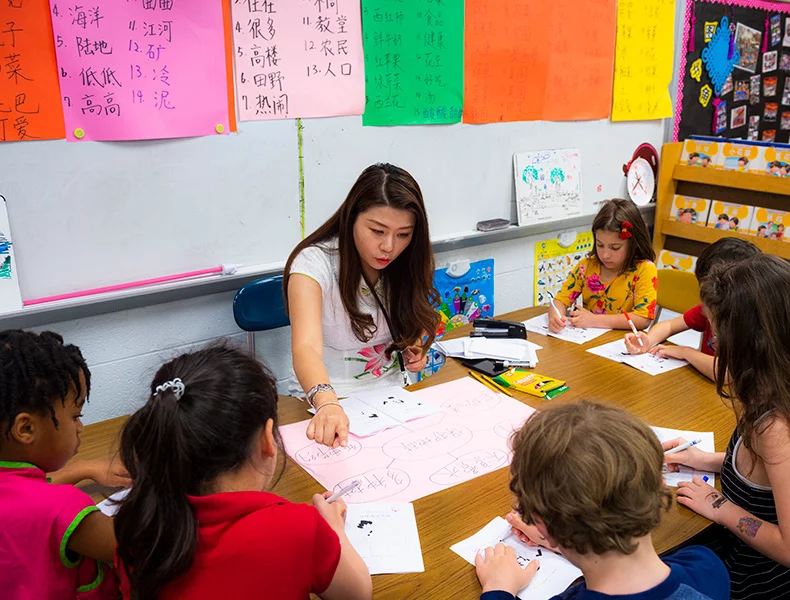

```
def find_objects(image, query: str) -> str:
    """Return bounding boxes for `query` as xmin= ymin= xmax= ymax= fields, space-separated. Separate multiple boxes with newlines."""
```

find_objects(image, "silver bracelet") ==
xmin=306 ymin=383 xmax=335 ymax=409
xmin=315 ymin=401 xmax=343 ymax=413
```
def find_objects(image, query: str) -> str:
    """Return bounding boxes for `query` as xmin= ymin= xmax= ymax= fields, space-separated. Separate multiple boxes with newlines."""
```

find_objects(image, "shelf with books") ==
xmin=654 ymin=143 xmax=790 ymax=263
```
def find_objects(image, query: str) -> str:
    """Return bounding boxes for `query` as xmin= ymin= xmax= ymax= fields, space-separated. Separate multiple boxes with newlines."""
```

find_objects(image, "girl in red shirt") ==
xmin=114 ymin=345 xmax=372 ymax=600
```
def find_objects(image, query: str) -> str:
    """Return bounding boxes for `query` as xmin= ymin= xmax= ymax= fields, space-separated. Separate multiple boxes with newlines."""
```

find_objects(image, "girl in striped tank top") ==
xmin=663 ymin=255 xmax=790 ymax=600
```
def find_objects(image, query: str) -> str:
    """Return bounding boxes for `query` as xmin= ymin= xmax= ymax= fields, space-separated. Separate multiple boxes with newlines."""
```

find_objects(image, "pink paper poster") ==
xmin=280 ymin=378 xmax=536 ymax=504
xmin=49 ymin=0 xmax=231 ymax=141
xmin=231 ymin=0 xmax=365 ymax=120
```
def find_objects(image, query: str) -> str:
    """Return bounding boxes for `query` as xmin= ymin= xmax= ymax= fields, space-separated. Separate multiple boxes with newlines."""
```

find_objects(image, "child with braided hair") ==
xmin=0 ymin=329 xmax=121 ymax=599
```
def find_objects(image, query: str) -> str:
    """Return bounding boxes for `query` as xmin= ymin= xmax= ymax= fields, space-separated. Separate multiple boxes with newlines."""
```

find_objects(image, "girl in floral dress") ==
xmin=284 ymin=164 xmax=439 ymax=449
xmin=549 ymin=199 xmax=657 ymax=333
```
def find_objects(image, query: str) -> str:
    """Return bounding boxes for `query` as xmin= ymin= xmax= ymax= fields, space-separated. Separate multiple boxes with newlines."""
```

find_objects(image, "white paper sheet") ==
xmin=522 ymin=314 xmax=610 ymax=345
xmin=345 ymin=503 xmax=425 ymax=574
xmin=652 ymin=426 xmax=716 ymax=487
xmin=316 ymin=386 xmax=441 ymax=437
xmin=451 ymin=517 xmax=582 ymax=600
xmin=586 ymin=340 xmax=688 ymax=376
xmin=655 ymin=309 xmax=703 ymax=350
xmin=97 ymin=488 xmax=130 ymax=517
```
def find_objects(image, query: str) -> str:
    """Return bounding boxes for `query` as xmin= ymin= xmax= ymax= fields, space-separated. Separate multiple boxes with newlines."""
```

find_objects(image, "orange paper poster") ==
xmin=0 ymin=0 xmax=65 ymax=142
xmin=464 ymin=0 xmax=616 ymax=124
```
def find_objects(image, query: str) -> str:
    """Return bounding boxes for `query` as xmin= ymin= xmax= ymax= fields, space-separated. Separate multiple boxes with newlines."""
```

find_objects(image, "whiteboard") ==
xmin=1 ymin=116 xmax=663 ymax=300
xmin=303 ymin=117 xmax=664 ymax=238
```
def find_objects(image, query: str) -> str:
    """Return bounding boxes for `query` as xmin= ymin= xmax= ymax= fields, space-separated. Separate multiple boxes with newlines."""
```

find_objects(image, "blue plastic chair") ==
xmin=232 ymin=275 xmax=290 ymax=355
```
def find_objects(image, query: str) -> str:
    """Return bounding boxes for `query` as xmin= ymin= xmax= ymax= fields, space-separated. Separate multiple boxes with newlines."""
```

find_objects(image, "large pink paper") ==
xmin=49 ymin=0 xmax=230 ymax=141
xmin=281 ymin=379 xmax=536 ymax=504
xmin=231 ymin=0 xmax=364 ymax=120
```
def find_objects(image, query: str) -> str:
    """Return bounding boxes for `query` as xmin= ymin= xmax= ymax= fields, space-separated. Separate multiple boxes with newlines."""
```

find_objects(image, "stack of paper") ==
xmin=435 ymin=337 xmax=541 ymax=365
xmin=586 ymin=340 xmax=688 ymax=376
xmin=522 ymin=314 xmax=610 ymax=345
xmin=346 ymin=503 xmax=425 ymax=574
xmin=451 ymin=517 xmax=582 ymax=600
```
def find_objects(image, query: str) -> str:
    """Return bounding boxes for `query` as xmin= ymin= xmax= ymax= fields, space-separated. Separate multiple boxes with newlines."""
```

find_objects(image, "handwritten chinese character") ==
xmin=4 ymin=53 xmax=31 ymax=84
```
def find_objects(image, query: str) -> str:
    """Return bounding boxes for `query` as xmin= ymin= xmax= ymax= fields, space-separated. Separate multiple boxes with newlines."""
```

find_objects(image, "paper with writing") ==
xmin=656 ymin=309 xmax=703 ymax=350
xmin=451 ymin=516 xmax=582 ymax=600
xmin=232 ymin=0 xmax=364 ymax=120
xmin=611 ymin=0 xmax=675 ymax=121
xmin=49 ymin=0 xmax=230 ymax=141
xmin=522 ymin=314 xmax=610 ymax=345
xmin=282 ymin=378 xmax=535 ymax=504
xmin=586 ymin=339 xmax=688 ymax=376
xmin=0 ymin=0 xmax=65 ymax=142
xmin=361 ymin=0 xmax=463 ymax=125
xmin=346 ymin=502 xmax=424 ymax=574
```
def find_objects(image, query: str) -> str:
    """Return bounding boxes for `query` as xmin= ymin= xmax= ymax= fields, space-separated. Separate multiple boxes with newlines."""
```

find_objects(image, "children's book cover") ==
xmin=657 ymin=250 xmax=697 ymax=273
xmin=679 ymin=139 xmax=720 ymax=168
xmin=669 ymin=195 xmax=711 ymax=226
xmin=720 ymin=142 xmax=766 ymax=173
xmin=765 ymin=147 xmax=790 ymax=177
xmin=750 ymin=207 xmax=789 ymax=241
xmin=706 ymin=200 xmax=755 ymax=233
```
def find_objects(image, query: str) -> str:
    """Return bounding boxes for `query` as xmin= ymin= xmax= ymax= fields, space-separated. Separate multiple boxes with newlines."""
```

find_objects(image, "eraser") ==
xmin=476 ymin=218 xmax=510 ymax=232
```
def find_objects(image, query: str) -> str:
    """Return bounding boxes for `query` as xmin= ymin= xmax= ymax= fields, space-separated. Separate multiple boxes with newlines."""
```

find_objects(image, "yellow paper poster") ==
xmin=611 ymin=0 xmax=675 ymax=121
xmin=534 ymin=232 xmax=594 ymax=306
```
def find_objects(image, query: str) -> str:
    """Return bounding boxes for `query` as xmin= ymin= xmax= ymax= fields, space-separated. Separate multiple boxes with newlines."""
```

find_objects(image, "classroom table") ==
xmin=73 ymin=306 xmax=736 ymax=600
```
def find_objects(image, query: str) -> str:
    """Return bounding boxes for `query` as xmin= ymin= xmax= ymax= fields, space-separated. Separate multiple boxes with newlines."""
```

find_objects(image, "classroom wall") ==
xmin=37 ymin=233 xmax=560 ymax=426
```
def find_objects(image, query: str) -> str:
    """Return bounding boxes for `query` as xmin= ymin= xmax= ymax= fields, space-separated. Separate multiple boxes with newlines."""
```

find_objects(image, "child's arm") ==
xmin=676 ymin=420 xmax=790 ymax=567
xmin=652 ymin=346 xmax=715 ymax=381
xmin=313 ymin=493 xmax=372 ymax=600
xmin=624 ymin=315 xmax=687 ymax=354
xmin=663 ymin=438 xmax=726 ymax=473
xmin=48 ymin=457 xmax=129 ymax=487
xmin=550 ymin=262 xmax=585 ymax=332
xmin=66 ymin=510 xmax=116 ymax=563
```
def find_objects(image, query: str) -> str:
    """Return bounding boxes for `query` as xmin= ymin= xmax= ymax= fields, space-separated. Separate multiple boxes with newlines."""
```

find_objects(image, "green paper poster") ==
xmin=361 ymin=0 xmax=464 ymax=126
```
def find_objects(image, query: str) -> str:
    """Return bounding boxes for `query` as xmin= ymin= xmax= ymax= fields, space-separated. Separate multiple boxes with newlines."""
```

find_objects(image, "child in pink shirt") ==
xmin=0 ymin=330 xmax=120 ymax=599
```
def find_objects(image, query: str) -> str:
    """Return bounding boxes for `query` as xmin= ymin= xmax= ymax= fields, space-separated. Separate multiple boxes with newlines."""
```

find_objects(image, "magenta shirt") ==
xmin=0 ymin=462 xmax=118 ymax=599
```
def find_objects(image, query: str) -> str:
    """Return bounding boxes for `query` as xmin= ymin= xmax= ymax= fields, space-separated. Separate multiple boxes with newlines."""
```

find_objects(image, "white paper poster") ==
xmin=513 ymin=149 xmax=583 ymax=226
xmin=0 ymin=196 xmax=22 ymax=315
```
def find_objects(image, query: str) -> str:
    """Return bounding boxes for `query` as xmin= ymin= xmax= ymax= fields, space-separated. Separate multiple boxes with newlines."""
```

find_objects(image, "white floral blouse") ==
xmin=287 ymin=239 xmax=398 ymax=398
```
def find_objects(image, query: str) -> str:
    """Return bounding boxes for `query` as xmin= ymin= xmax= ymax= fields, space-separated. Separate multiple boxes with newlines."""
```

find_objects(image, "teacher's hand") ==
xmin=307 ymin=401 xmax=350 ymax=449
xmin=402 ymin=345 xmax=428 ymax=373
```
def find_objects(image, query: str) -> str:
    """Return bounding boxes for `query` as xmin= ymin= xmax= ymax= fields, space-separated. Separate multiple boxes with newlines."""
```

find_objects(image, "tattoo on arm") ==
xmin=736 ymin=516 xmax=764 ymax=538
xmin=705 ymin=491 xmax=729 ymax=509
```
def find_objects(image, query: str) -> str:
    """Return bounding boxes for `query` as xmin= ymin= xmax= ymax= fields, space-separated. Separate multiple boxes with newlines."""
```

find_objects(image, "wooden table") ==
xmin=73 ymin=307 xmax=736 ymax=600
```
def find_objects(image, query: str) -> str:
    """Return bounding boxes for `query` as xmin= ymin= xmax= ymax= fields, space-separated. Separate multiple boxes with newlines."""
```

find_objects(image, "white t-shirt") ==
xmin=287 ymin=239 xmax=399 ymax=398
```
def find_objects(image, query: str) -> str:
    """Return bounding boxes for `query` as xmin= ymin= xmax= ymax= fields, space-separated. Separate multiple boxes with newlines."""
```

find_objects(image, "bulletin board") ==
xmin=675 ymin=0 xmax=790 ymax=144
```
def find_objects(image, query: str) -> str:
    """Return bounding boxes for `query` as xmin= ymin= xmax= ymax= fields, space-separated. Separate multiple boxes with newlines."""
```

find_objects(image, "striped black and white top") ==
xmin=715 ymin=426 xmax=790 ymax=600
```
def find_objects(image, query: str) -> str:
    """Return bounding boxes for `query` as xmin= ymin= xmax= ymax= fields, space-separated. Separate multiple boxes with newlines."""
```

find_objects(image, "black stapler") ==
xmin=470 ymin=318 xmax=527 ymax=340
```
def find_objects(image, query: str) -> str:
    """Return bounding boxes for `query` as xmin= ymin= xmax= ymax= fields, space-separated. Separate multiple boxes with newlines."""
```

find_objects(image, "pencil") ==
xmin=468 ymin=370 xmax=505 ymax=395
xmin=468 ymin=370 xmax=515 ymax=398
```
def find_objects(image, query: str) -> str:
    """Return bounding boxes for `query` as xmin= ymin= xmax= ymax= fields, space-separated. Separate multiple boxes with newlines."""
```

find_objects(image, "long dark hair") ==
xmin=284 ymin=163 xmax=440 ymax=351
xmin=591 ymin=199 xmax=655 ymax=272
xmin=115 ymin=344 xmax=281 ymax=600
xmin=700 ymin=255 xmax=790 ymax=455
